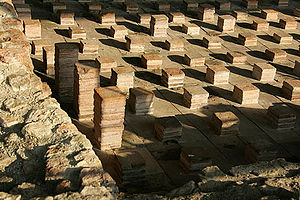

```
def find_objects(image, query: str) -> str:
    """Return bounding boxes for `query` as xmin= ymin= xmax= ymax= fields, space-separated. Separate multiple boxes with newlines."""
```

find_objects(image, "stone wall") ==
xmin=0 ymin=1 xmax=299 ymax=200
xmin=0 ymin=2 xmax=117 ymax=199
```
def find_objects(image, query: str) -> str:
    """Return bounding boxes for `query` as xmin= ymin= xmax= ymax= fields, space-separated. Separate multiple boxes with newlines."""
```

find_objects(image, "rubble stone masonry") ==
xmin=0 ymin=1 xmax=117 ymax=199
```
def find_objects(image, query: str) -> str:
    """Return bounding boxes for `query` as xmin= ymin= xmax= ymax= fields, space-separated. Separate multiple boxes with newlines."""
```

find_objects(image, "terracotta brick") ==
xmin=293 ymin=61 xmax=300 ymax=77
xmin=205 ymin=65 xmax=230 ymax=85
xmin=252 ymin=63 xmax=276 ymax=81
xmin=252 ymin=19 xmax=269 ymax=31
xmin=183 ymin=86 xmax=209 ymax=109
xmin=96 ymin=57 xmax=117 ymax=73
xmin=273 ymin=31 xmax=293 ymax=45
xmin=238 ymin=32 xmax=257 ymax=46
xmin=282 ymin=79 xmax=300 ymax=100
xmin=99 ymin=11 xmax=115 ymax=24
xmin=215 ymin=0 xmax=231 ymax=11
xmin=124 ymin=2 xmax=138 ymax=13
xmin=217 ymin=15 xmax=236 ymax=32
xmin=155 ymin=2 xmax=170 ymax=12
xmin=51 ymin=3 xmax=66 ymax=14
xmin=279 ymin=18 xmax=297 ymax=30
xmin=183 ymin=0 xmax=198 ymax=11
xmin=110 ymin=25 xmax=128 ymax=39
xmin=23 ymin=19 xmax=41 ymax=40
xmin=59 ymin=10 xmax=75 ymax=25
xmin=233 ymin=83 xmax=260 ymax=104
xmin=265 ymin=48 xmax=287 ymax=62
xmin=32 ymin=40 xmax=51 ymax=55
xmin=211 ymin=111 xmax=239 ymax=135
xmin=125 ymin=35 xmax=144 ymax=53
xmin=141 ymin=54 xmax=162 ymax=70
xmin=168 ymin=12 xmax=185 ymax=24
xmin=68 ymin=27 xmax=86 ymax=39
xmin=242 ymin=0 xmax=258 ymax=9
xmin=202 ymin=36 xmax=221 ymax=49
xmin=184 ymin=53 xmax=205 ymax=67
xmin=138 ymin=13 xmax=151 ymax=24
xmin=80 ymin=39 xmax=98 ymax=55
xmin=182 ymin=23 xmax=200 ymax=35
xmin=43 ymin=46 xmax=55 ymax=75
xmin=198 ymin=4 xmax=215 ymax=22
xmin=261 ymin=9 xmax=278 ymax=21
xmin=227 ymin=51 xmax=247 ymax=64
xmin=232 ymin=10 xmax=248 ymax=21
xmin=161 ymin=68 xmax=185 ymax=89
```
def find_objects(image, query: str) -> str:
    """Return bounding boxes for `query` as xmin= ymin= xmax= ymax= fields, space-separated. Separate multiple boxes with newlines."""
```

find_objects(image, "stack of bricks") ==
xmin=252 ymin=63 xmax=276 ymax=81
xmin=184 ymin=53 xmax=205 ymax=67
xmin=293 ymin=61 xmax=300 ymax=76
xmin=265 ymin=48 xmax=287 ymax=62
xmin=242 ymin=0 xmax=258 ymax=9
xmin=80 ymin=39 xmax=99 ymax=54
xmin=273 ymin=31 xmax=293 ymax=45
xmin=161 ymin=68 xmax=185 ymax=89
xmin=59 ymin=10 xmax=75 ymax=25
xmin=294 ymin=8 xmax=300 ymax=17
xmin=252 ymin=19 xmax=269 ymax=31
xmin=279 ymin=18 xmax=297 ymax=30
xmin=267 ymin=104 xmax=296 ymax=131
xmin=155 ymin=2 xmax=170 ymax=12
xmin=110 ymin=25 xmax=128 ymax=39
xmin=125 ymin=35 xmax=144 ymax=52
xmin=73 ymin=61 xmax=100 ymax=121
xmin=51 ymin=3 xmax=66 ymax=14
xmin=215 ymin=0 xmax=231 ymax=11
xmin=128 ymin=87 xmax=154 ymax=115
xmin=205 ymin=63 xmax=230 ymax=85
xmin=245 ymin=140 xmax=281 ymax=163
xmin=211 ymin=111 xmax=240 ymax=135
xmin=281 ymin=79 xmax=300 ymax=100
xmin=180 ymin=147 xmax=212 ymax=172
xmin=276 ymin=0 xmax=289 ymax=6
xmin=168 ymin=12 xmax=185 ymax=24
xmin=233 ymin=83 xmax=260 ymax=104
xmin=43 ymin=46 xmax=55 ymax=75
xmin=138 ymin=13 xmax=151 ymax=24
xmin=238 ymin=32 xmax=257 ymax=46
xmin=182 ymin=23 xmax=200 ymax=35
xmin=198 ymin=4 xmax=215 ymax=22
xmin=94 ymin=86 xmax=126 ymax=150
xmin=183 ymin=0 xmax=198 ymax=11
xmin=68 ymin=27 xmax=86 ymax=39
xmin=165 ymin=39 xmax=184 ymax=51
xmin=232 ymin=10 xmax=248 ymax=21
xmin=141 ymin=54 xmax=162 ymax=70
xmin=227 ymin=51 xmax=247 ymax=64
xmin=150 ymin=14 xmax=168 ymax=37
xmin=154 ymin=116 xmax=182 ymax=142
xmin=261 ymin=9 xmax=278 ymax=21
xmin=217 ymin=15 xmax=236 ymax=32
xmin=15 ymin=4 xmax=31 ymax=19
xmin=183 ymin=86 xmax=209 ymax=109
xmin=96 ymin=57 xmax=117 ymax=73
xmin=55 ymin=43 xmax=79 ymax=104
xmin=99 ymin=11 xmax=115 ymax=24
xmin=86 ymin=2 xmax=101 ymax=15
xmin=202 ymin=36 xmax=222 ymax=49
xmin=32 ymin=40 xmax=51 ymax=55
xmin=23 ymin=19 xmax=41 ymax=40
xmin=113 ymin=149 xmax=146 ymax=188
xmin=124 ymin=2 xmax=138 ymax=13
xmin=111 ymin=66 xmax=134 ymax=93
